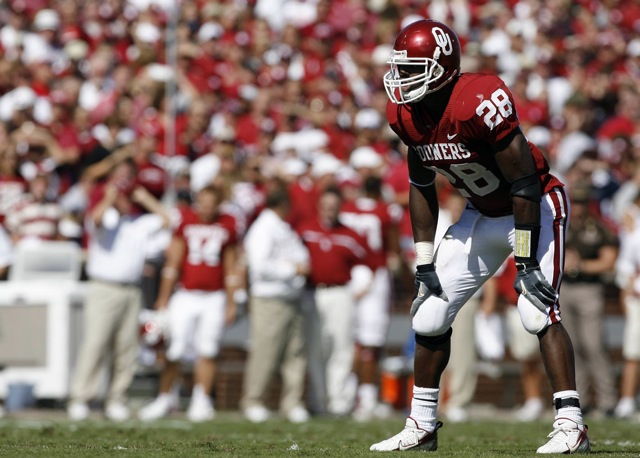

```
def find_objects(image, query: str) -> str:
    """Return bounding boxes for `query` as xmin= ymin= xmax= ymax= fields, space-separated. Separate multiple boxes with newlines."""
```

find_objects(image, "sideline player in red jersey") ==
xmin=339 ymin=175 xmax=402 ymax=420
xmin=369 ymin=20 xmax=589 ymax=454
xmin=138 ymin=185 xmax=240 ymax=422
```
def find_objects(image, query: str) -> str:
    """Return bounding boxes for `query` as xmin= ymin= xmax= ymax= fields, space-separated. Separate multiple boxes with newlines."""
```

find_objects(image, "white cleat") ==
xmin=614 ymin=397 xmax=635 ymax=419
xmin=187 ymin=398 xmax=215 ymax=423
xmin=244 ymin=405 xmax=270 ymax=423
xmin=537 ymin=418 xmax=590 ymax=454
xmin=352 ymin=402 xmax=376 ymax=422
xmin=445 ymin=406 xmax=469 ymax=423
xmin=67 ymin=402 xmax=90 ymax=421
xmin=373 ymin=402 xmax=393 ymax=419
xmin=353 ymin=402 xmax=395 ymax=422
xmin=105 ymin=402 xmax=131 ymax=422
xmin=138 ymin=394 xmax=175 ymax=422
xmin=286 ymin=406 xmax=310 ymax=424
xmin=516 ymin=398 xmax=544 ymax=422
xmin=370 ymin=417 xmax=442 ymax=452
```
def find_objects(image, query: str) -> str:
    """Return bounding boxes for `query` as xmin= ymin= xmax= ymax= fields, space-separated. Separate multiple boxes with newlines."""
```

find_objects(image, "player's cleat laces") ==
xmin=536 ymin=418 xmax=590 ymax=454
xmin=370 ymin=417 xmax=442 ymax=452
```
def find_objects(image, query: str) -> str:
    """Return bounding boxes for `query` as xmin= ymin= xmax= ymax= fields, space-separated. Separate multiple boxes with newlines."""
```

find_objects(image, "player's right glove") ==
xmin=410 ymin=264 xmax=448 ymax=316
xmin=513 ymin=260 xmax=557 ymax=313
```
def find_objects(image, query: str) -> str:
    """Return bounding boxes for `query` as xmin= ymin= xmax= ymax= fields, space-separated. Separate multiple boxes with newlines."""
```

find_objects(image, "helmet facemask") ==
xmin=383 ymin=49 xmax=450 ymax=104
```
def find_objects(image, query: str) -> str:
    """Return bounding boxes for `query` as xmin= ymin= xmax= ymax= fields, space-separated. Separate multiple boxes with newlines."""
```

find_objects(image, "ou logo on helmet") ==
xmin=432 ymin=27 xmax=453 ymax=56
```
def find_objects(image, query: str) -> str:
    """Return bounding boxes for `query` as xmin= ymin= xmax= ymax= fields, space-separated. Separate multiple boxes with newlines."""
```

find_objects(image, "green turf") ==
xmin=0 ymin=413 xmax=637 ymax=457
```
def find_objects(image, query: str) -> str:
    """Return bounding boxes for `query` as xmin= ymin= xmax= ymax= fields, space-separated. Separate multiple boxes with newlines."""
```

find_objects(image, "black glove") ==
xmin=514 ymin=261 xmax=557 ymax=312
xmin=410 ymin=264 xmax=448 ymax=316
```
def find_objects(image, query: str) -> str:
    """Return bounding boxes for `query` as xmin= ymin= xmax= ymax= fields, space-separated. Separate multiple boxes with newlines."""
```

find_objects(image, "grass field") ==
xmin=0 ymin=411 xmax=638 ymax=457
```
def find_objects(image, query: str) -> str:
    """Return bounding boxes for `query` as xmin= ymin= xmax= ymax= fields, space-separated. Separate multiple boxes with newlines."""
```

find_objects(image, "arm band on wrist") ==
xmin=225 ymin=274 xmax=242 ymax=287
xmin=415 ymin=241 xmax=434 ymax=265
xmin=161 ymin=267 xmax=179 ymax=279
xmin=514 ymin=224 xmax=540 ymax=263
xmin=233 ymin=289 xmax=248 ymax=304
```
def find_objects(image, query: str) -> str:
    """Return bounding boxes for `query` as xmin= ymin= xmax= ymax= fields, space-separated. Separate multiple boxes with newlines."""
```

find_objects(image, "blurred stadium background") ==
xmin=0 ymin=0 xmax=637 ymax=422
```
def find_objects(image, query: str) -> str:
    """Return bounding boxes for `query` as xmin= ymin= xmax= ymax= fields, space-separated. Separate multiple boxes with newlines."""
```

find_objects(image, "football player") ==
xmin=339 ymin=174 xmax=403 ymax=421
xmin=340 ymin=174 xmax=402 ymax=421
xmin=138 ymin=185 xmax=240 ymax=422
xmin=370 ymin=20 xmax=589 ymax=454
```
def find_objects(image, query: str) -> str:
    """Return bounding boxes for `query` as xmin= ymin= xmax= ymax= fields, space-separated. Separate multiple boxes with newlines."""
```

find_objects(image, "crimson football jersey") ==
xmin=387 ymin=73 xmax=563 ymax=217
xmin=340 ymin=197 xmax=402 ymax=270
xmin=175 ymin=208 xmax=237 ymax=291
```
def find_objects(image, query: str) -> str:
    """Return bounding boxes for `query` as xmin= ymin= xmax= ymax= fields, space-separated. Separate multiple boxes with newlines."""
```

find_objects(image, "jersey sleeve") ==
xmin=454 ymin=75 xmax=521 ymax=152
xmin=386 ymin=100 xmax=401 ymax=136
xmin=174 ymin=217 xmax=187 ymax=239
xmin=222 ymin=214 xmax=239 ymax=245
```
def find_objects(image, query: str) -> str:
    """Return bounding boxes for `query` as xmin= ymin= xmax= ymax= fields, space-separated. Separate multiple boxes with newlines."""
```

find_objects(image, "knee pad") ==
xmin=411 ymin=295 xmax=453 ymax=336
xmin=518 ymin=295 xmax=551 ymax=335
xmin=415 ymin=327 xmax=453 ymax=351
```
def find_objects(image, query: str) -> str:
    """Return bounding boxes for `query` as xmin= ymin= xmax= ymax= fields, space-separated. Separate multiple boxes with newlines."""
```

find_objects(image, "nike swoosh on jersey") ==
xmin=447 ymin=133 xmax=457 ymax=140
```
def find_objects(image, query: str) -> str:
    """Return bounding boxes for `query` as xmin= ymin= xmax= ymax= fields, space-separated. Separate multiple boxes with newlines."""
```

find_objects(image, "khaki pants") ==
xmin=70 ymin=281 xmax=142 ymax=404
xmin=241 ymin=296 xmax=306 ymax=415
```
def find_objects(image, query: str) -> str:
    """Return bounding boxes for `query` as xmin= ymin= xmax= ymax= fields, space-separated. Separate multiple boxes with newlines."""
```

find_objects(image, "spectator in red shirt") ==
xmin=81 ymin=133 xmax=167 ymax=202
xmin=288 ymin=153 xmax=340 ymax=229
xmin=0 ymin=222 xmax=12 ymax=280
xmin=5 ymin=171 xmax=62 ymax=243
xmin=0 ymin=132 xmax=26 ymax=224
xmin=131 ymin=133 xmax=167 ymax=200
xmin=382 ymin=145 xmax=413 ymax=267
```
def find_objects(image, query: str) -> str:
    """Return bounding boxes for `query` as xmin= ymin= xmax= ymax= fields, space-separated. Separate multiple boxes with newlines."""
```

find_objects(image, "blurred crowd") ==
xmin=1 ymin=0 xmax=640 ymax=422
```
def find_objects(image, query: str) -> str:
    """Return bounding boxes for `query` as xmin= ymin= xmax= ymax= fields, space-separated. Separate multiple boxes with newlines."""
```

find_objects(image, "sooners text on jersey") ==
xmin=387 ymin=73 xmax=562 ymax=216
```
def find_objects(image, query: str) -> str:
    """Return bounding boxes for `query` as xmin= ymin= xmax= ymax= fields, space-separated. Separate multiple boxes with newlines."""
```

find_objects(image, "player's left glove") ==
xmin=513 ymin=260 xmax=557 ymax=313
xmin=410 ymin=264 xmax=448 ymax=316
